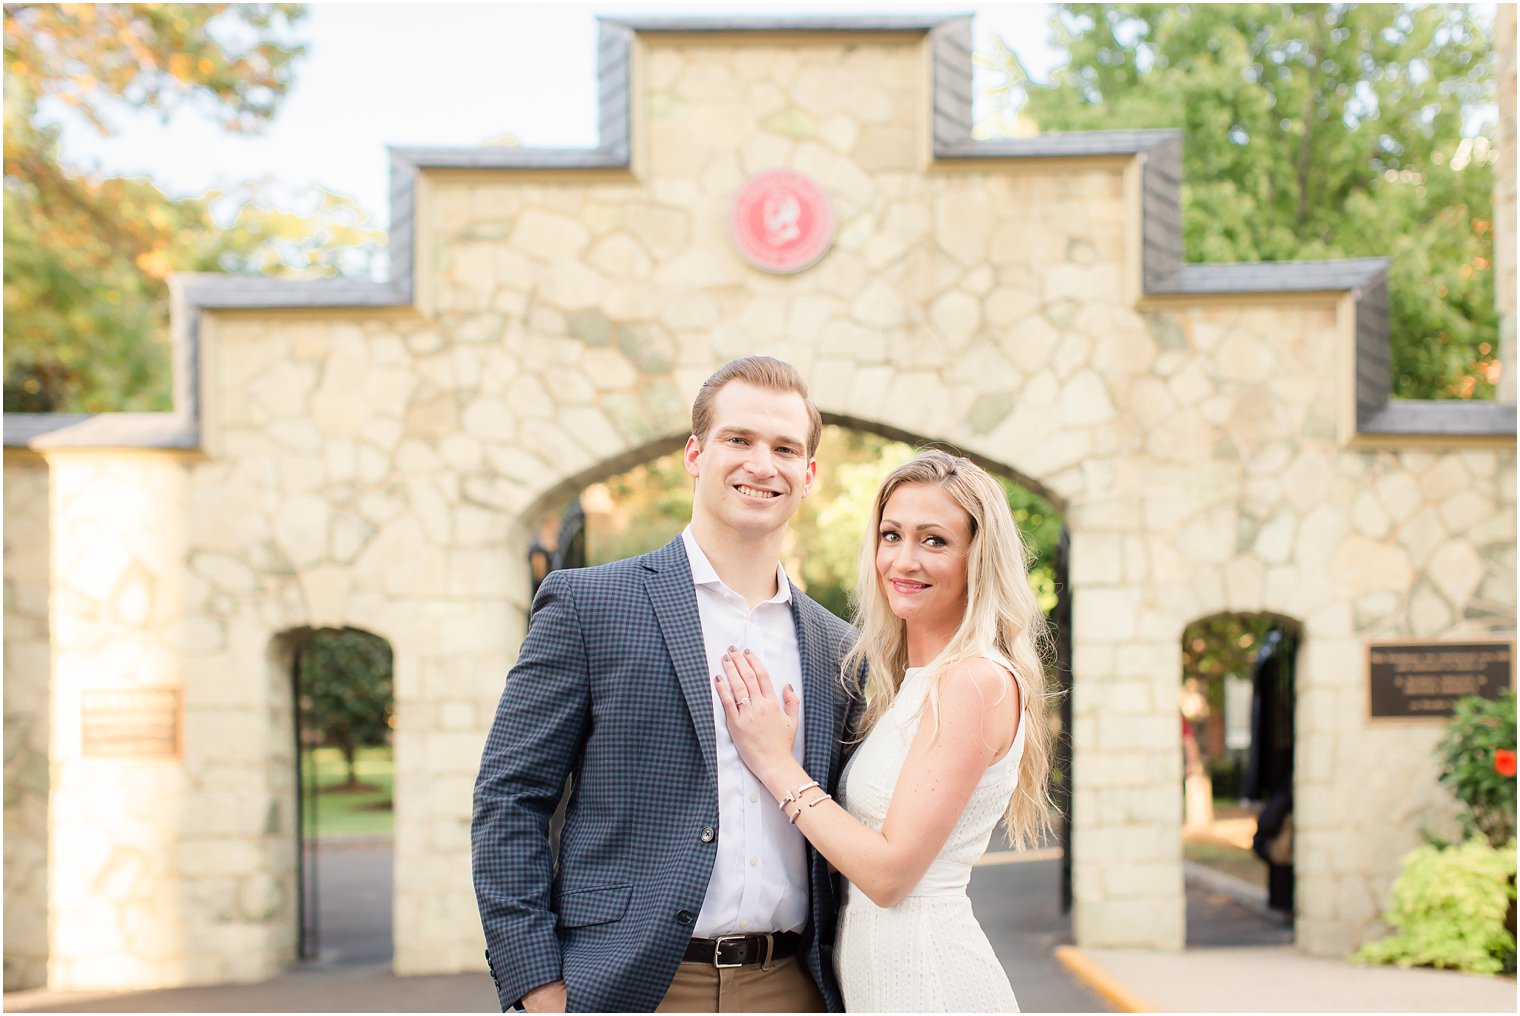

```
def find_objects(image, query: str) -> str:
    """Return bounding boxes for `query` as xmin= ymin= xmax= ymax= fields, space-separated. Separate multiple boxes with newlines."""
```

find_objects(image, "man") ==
xmin=473 ymin=356 xmax=864 ymax=1012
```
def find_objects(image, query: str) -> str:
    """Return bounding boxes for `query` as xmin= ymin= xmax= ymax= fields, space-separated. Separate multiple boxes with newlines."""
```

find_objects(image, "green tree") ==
xmin=996 ymin=475 xmax=1061 ymax=614
xmin=3 ymin=3 xmax=383 ymax=412
xmin=1181 ymin=615 xmax=1278 ymax=718
xmin=582 ymin=446 xmax=694 ymax=566
xmin=297 ymin=629 xmax=393 ymax=790
xmin=985 ymin=3 xmax=1499 ymax=399
xmin=791 ymin=428 xmax=917 ymax=619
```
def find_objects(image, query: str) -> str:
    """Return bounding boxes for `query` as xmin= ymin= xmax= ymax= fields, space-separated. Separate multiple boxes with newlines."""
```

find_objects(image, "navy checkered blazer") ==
xmin=472 ymin=535 xmax=865 ymax=1012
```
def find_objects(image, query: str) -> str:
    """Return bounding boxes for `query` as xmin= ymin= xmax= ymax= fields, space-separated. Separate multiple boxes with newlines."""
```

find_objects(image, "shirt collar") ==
xmin=681 ymin=526 xmax=793 ymax=605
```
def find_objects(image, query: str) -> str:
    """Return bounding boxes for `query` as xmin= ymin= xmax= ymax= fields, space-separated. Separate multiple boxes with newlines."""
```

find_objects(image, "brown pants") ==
xmin=654 ymin=955 xmax=826 ymax=1013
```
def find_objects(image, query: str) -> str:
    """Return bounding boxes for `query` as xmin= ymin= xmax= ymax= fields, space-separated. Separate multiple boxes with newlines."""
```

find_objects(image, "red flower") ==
xmin=1496 ymin=749 xmax=1518 ymax=778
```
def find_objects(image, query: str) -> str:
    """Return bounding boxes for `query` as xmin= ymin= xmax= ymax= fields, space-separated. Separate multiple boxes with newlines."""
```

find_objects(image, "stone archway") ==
xmin=1178 ymin=611 xmax=1304 ymax=946
xmin=277 ymin=625 xmax=397 ymax=964
xmin=514 ymin=416 xmax=1068 ymax=573
xmin=506 ymin=410 xmax=1085 ymax=887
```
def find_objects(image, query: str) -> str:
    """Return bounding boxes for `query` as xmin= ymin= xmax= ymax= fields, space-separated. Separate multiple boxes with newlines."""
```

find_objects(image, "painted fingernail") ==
xmin=727 ymin=644 xmax=737 ymax=653
xmin=743 ymin=647 xmax=753 ymax=655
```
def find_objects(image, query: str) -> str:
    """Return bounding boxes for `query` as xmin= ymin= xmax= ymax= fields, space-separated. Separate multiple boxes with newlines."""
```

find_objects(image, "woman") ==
xmin=714 ymin=449 xmax=1055 ymax=1012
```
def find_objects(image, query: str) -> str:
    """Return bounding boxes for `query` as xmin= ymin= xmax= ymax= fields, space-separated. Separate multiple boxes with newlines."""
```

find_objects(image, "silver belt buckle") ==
xmin=712 ymin=934 xmax=748 ymax=969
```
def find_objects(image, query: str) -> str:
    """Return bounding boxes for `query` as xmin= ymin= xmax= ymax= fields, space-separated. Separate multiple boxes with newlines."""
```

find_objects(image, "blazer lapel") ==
xmin=792 ymin=592 xmax=837 ymax=787
xmin=644 ymin=537 xmax=719 ymax=794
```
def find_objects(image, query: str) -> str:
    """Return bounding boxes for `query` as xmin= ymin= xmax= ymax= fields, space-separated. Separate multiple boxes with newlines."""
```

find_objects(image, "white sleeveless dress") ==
xmin=834 ymin=658 xmax=1026 ymax=1013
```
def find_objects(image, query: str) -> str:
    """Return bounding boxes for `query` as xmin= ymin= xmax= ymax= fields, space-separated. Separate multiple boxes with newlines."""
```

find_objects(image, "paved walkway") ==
xmin=1052 ymin=861 xmax=1516 ymax=1013
xmin=8 ymin=843 xmax=1513 ymax=1013
xmin=5 ymin=848 xmax=1106 ymax=1013
xmin=1058 ymin=944 xmax=1518 ymax=1013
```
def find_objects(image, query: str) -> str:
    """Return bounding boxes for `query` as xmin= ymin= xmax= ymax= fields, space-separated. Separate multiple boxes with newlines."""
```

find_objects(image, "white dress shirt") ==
xmin=682 ymin=527 xmax=810 ymax=937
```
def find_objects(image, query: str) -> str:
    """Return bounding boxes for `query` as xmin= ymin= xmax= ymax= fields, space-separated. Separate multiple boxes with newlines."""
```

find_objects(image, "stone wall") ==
xmin=4 ymin=24 xmax=1516 ymax=990
xmin=4 ymin=454 xmax=51 ymax=990
xmin=203 ymin=308 xmax=536 ymax=976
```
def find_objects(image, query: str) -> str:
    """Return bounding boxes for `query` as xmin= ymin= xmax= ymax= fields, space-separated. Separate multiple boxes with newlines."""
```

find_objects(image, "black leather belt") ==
xmin=684 ymin=932 xmax=801 ymax=968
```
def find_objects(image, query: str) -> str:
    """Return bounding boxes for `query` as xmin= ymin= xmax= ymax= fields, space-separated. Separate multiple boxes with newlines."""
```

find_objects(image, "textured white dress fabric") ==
xmin=835 ymin=657 xmax=1026 ymax=1013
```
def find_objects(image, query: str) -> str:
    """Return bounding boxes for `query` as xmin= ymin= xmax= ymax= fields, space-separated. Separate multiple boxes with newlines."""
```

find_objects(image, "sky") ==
xmin=40 ymin=3 xmax=1066 ymax=236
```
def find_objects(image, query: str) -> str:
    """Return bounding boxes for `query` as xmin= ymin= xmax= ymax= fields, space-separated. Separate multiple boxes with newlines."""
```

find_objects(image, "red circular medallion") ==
xmin=729 ymin=169 xmax=834 ymax=274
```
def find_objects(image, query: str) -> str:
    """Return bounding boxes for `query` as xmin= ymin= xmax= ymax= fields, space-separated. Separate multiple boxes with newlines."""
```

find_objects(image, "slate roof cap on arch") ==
xmin=936 ymin=129 xmax=1181 ymax=159
xmin=1151 ymin=257 xmax=1391 ymax=295
xmin=1360 ymin=402 xmax=1520 ymax=435
xmin=4 ymin=10 xmax=1513 ymax=449
xmin=5 ymin=412 xmax=199 ymax=449
xmin=599 ymin=13 xmax=970 ymax=33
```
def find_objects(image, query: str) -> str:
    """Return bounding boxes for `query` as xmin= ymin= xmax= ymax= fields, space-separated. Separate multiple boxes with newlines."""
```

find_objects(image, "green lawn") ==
xmin=300 ymin=745 xmax=393 ymax=839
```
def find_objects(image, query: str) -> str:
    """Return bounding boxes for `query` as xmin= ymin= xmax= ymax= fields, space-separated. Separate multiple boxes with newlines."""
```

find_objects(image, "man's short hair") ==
xmin=691 ymin=356 xmax=824 ymax=457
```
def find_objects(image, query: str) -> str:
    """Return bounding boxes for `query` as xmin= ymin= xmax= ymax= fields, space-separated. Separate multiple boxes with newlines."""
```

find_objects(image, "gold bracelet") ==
xmin=789 ymin=791 xmax=831 ymax=824
xmin=779 ymin=780 xmax=820 ymax=809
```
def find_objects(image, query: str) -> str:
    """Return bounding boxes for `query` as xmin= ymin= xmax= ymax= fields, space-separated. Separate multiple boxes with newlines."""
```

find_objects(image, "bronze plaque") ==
xmin=81 ymin=687 xmax=182 ymax=758
xmin=1367 ymin=640 xmax=1514 ymax=720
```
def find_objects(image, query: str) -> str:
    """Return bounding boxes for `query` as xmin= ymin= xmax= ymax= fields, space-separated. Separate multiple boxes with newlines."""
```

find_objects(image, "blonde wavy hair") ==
xmin=841 ymin=449 xmax=1057 ymax=849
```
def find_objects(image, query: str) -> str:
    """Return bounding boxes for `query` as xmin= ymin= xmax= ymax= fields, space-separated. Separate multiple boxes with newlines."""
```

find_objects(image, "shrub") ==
xmin=1436 ymin=690 xmax=1518 ymax=847
xmin=1356 ymin=838 xmax=1517 ymax=975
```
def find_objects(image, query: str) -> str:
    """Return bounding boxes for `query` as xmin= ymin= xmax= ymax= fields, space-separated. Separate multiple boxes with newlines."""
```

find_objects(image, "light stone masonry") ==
xmin=1497 ymin=4 xmax=1516 ymax=403
xmin=4 ymin=456 xmax=52 ymax=991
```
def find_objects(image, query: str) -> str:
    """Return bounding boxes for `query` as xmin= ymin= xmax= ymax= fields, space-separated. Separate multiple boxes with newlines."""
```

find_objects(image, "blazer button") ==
xmin=700 ymin=826 xmax=715 ymax=843
xmin=676 ymin=909 xmax=694 ymax=925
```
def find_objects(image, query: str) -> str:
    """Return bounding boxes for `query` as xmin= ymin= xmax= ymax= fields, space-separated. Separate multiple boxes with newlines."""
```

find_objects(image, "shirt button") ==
xmin=749 ymin=855 xmax=759 ymax=867
xmin=700 ymin=827 xmax=715 ymax=843
xmin=677 ymin=910 xmax=694 ymax=925
xmin=740 ymin=920 xmax=750 ymax=929
xmin=749 ymin=792 xmax=759 ymax=803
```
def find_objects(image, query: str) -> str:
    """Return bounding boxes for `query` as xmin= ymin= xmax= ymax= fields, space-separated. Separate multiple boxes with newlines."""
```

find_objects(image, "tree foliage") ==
xmin=3 ymin=3 xmax=383 ymax=412
xmin=297 ymin=628 xmax=393 ymax=790
xmin=791 ymin=428 xmax=919 ymax=619
xmin=5 ymin=3 xmax=308 ymax=129
xmin=984 ymin=3 xmax=1499 ymax=399
xmin=1181 ymin=614 xmax=1277 ymax=723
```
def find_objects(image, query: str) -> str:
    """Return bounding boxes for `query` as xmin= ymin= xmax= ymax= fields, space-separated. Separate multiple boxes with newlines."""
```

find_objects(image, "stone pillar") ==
xmin=43 ymin=454 xmax=296 ymax=990
xmin=3 ymin=454 xmax=52 ymax=990
xmin=1497 ymin=3 xmax=1515 ymax=403
xmin=1067 ymin=522 xmax=1187 ymax=952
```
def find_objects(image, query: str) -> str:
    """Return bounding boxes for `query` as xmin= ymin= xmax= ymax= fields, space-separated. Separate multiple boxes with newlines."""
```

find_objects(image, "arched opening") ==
xmin=286 ymin=626 xmax=395 ymax=965
xmin=521 ymin=422 xmax=1075 ymax=936
xmin=1179 ymin=612 xmax=1301 ymax=947
xmin=530 ymin=425 xmax=1064 ymax=618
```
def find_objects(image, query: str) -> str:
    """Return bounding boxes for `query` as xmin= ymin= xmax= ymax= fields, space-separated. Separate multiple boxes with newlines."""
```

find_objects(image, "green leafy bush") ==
xmin=1437 ymin=690 xmax=1518 ymax=847
xmin=1356 ymin=839 xmax=1517 ymax=975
